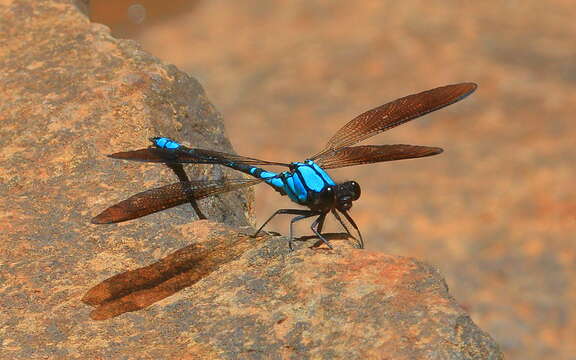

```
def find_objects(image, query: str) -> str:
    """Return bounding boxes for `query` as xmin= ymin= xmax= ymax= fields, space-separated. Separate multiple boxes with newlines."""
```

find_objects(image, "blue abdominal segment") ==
xmin=153 ymin=137 xmax=181 ymax=150
xmin=245 ymin=166 xmax=284 ymax=189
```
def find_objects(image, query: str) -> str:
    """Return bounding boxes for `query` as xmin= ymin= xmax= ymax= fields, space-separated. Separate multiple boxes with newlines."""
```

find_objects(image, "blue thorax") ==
xmin=283 ymin=161 xmax=336 ymax=203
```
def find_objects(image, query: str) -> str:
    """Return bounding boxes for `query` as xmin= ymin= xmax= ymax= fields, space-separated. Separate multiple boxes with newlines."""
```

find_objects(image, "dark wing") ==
xmin=109 ymin=147 xmax=290 ymax=167
xmin=310 ymin=83 xmax=477 ymax=160
xmin=91 ymin=178 xmax=263 ymax=224
xmin=314 ymin=144 xmax=443 ymax=169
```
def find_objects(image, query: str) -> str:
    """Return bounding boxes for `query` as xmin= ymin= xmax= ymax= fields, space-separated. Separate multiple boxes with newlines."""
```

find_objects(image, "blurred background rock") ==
xmin=91 ymin=1 xmax=575 ymax=358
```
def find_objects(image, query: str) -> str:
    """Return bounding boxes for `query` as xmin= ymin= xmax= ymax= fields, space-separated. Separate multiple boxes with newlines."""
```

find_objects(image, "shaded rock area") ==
xmin=1 ymin=0 xmax=502 ymax=359
xmin=82 ymin=221 xmax=266 ymax=321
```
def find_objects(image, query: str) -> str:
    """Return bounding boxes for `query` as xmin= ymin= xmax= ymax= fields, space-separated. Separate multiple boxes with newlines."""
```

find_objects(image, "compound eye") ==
xmin=350 ymin=181 xmax=361 ymax=200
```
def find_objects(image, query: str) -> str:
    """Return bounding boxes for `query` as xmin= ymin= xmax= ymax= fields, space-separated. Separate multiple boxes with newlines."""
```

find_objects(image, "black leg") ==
xmin=310 ymin=213 xmax=333 ymax=249
xmin=338 ymin=209 xmax=364 ymax=249
xmin=166 ymin=163 xmax=207 ymax=220
xmin=253 ymin=208 xmax=317 ymax=239
xmin=316 ymin=212 xmax=327 ymax=234
xmin=288 ymin=211 xmax=321 ymax=250
xmin=331 ymin=209 xmax=357 ymax=242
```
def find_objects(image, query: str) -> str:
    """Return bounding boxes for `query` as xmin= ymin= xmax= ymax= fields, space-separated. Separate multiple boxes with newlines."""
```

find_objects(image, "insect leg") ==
xmin=288 ymin=211 xmax=321 ymax=250
xmin=253 ymin=208 xmax=314 ymax=238
xmin=316 ymin=212 xmax=327 ymax=234
xmin=338 ymin=209 xmax=364 ymax=249
xmin=330 ymin=208 xmax=357 ymax=241
xmin=310 ymin=213 xmax=334 ymax=249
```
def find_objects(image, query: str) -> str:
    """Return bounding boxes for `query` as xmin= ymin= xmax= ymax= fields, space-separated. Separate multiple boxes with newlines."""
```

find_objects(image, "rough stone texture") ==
xmin=96 ymin=1 xmax=575 ymax=359
xmin=78 ymin=221 xmax=502 ymax=359
xmin=0 ymin=0 xmax=255 ymax=229
xmin=0 ymin=0 xmax=255 ymax=278
xmin=165 ymin=223 xmax=501 ymax=360
xmin=0 ymin=0 xmax=502 ymax=359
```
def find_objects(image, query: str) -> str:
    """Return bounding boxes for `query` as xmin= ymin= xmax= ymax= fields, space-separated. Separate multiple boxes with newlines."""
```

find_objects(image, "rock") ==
xmin=148 ymin=221 xmax=503 ymax=359
xmin=80 ymin=220 xmax=501 ymax=359
xmin=0 ymin=1 xmax=502 ymax=359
